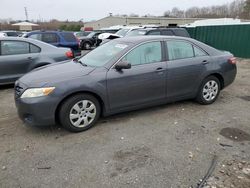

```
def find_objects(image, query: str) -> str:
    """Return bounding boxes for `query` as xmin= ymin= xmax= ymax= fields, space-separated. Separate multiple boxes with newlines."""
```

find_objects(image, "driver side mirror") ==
xmin=115 ymin=61 xmax=131 ymax=71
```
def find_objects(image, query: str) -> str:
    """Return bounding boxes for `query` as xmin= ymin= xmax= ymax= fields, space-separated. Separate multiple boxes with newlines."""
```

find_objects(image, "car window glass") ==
xmin=123 ymin=42 xmax=162 ymax=66
xmin=30 ymin=44 xmax=41 ymax=53
xmin=42 ymin=33 xmax=58 ymax=43
xmin=162 ymin=30 xmax=174 ymax=36
xmin=173 ymin=30 xmax=190 ymax=37
xmin=147 ymin=31 xmax=161 ymax=35
xmin=29 ymin=34 xmax=42 ymax=40
xmin=1 ymin=41 xmax=29 ymax=55
xmin=194 ymin=46 xmax=207 ymax=57
xmin=61 ymin=33 xmax=77 ymax=42
xmin=167 ymin=41 xmax=194 ymax=60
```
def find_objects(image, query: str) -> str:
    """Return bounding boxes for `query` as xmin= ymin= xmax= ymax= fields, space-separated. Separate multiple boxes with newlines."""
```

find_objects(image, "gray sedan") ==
xmin=0 ymin=37 xmax=74 ymax=85
xmin=15 ymin=36 xmax=237 ymax=132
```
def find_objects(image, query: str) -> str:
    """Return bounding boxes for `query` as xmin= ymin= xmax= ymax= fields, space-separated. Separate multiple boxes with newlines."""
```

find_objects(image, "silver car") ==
xmin=0 ymin=37 xmax=74 ymax=85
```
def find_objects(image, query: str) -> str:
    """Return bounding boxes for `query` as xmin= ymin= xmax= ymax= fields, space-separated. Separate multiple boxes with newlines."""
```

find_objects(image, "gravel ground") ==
xmin=0 ymin=59 xmax=249 ymax=188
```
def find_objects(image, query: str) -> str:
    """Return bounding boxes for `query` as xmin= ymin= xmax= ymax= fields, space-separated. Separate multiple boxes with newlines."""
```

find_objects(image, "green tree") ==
xmin=242 ymin=0 xmax=250 ymax=19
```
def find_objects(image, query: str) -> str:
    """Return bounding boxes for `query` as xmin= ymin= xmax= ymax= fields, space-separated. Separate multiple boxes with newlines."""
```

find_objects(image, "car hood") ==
xmin=18 ymin=61 xmax=95 ymax=87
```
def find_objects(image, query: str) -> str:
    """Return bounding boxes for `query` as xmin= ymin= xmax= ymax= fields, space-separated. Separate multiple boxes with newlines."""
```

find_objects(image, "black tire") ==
xmin=196 ymin=76 xmax=221 ymax=105
xmin=82 ymin=42 xmax=91 ymax=50
xmin=59 ymin=94 xmax=101 ymax=132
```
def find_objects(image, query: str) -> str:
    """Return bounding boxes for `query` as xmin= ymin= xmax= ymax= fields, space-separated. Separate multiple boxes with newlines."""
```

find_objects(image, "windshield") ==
xmin=126 ymin=30 xmax=147 ymax=37
xmin=115 ymin=29 xmax=129 ymax=37
xmin=87 ymin=32 xmax=96 ymax=38
xmin=78 ymin=41 xmax=129 ymax=67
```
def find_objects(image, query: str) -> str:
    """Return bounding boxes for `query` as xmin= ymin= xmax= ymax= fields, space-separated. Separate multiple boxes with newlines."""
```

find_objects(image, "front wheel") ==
xmin=196 ymin=76 xmax=221 ymax=105
xmin=59 ymin=94 xmax=101 ymax=132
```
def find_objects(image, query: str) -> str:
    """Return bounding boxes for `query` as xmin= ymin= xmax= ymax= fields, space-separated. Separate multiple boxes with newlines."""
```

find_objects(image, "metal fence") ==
xmin=186 ymin=25 xmax=250 ymax=58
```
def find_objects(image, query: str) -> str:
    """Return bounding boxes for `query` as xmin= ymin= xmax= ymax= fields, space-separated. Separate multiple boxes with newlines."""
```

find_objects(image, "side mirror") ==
xmin=115 ymin=61 xmax=131 ymax=71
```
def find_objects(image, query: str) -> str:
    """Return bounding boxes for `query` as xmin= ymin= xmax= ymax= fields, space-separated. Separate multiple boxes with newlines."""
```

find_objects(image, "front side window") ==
xmin=123 ymin=42 xmax=162 ymax=66
xmin=42 ymin=33 xmax=58 ymax=43
xmin=1 ymin=41 xmax=29 ymax=55
xmin=167 ymin=41 xmax=194 ymax=60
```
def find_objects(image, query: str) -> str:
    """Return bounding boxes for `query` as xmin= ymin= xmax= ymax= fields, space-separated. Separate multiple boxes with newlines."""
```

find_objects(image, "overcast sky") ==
xmin=0 ymin=0 xmax=235 ymax=21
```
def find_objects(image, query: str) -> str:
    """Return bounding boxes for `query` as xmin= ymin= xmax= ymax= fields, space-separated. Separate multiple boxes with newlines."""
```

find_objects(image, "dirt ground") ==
xmin=0 ymin=59 xmax=250 ymax=188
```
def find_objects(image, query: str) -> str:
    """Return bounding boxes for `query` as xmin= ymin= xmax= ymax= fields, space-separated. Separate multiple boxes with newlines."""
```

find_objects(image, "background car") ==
xmin=24 ymin=30 xmax=81 ymax=56
xmin=79 ymin=31 xmax=102 ymax=50
xmin=0 ymin=37 xmax=74 ymax=85
xmin=15 ymin=36 xmax=237 ymax=132
xmin=1 ymin=30 xmax=22 ymax=37
xmin=126 ymin=27 xmax=190 ymax=37
xmin=74 ymin=31 xmax=91 ymax=38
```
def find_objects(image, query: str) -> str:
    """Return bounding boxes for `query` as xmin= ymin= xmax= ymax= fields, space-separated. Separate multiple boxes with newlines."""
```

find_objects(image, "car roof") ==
xmin=115 ymin=35 xmax=191 ymax=43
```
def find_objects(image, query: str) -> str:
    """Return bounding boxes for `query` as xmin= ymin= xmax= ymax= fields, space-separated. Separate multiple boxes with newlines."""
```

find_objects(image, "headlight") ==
xmin=21 ymin=87 xmax=55 ymax=98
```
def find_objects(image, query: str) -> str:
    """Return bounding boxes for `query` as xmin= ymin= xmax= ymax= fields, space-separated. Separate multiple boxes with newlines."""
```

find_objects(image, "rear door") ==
xmin=107 ymin=41 xmax=167 ymax=110
xmin=165 ymin=40 xmax=210 ymax=99
xmin=0 ymin=40 xmax=40 ymax=83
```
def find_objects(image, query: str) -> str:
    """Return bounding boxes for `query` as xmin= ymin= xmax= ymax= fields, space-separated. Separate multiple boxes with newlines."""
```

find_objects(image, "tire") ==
xmin=82 ymin=42 xmax=91 ymax=50
xmin=196 ymin=76 xmax=221 ymax=105
xmin=59 ymin=94 xmax=101 ymax=132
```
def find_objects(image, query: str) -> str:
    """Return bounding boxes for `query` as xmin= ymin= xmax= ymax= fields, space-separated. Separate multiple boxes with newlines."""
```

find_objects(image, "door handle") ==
xmin=156 ymin=67 xmax=164 ymax=72
xmin=202 ymin=60 xmax=209 ymax=65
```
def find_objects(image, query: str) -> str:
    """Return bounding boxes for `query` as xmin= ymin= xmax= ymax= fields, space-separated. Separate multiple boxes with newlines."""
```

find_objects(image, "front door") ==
xmin=107 ymin=41 xmax=167 ymax=110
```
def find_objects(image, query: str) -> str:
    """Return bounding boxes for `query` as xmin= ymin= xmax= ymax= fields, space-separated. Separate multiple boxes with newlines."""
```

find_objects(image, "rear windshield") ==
xmin=61 ymin=33 xmax=77 ymax=42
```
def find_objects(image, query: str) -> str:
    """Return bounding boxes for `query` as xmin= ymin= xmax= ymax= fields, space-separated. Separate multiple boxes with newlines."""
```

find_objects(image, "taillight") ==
xmin=228 ymin=57 xmax=237 ymax=64
xmin=65 ymin=51 xmax=74 ymax=58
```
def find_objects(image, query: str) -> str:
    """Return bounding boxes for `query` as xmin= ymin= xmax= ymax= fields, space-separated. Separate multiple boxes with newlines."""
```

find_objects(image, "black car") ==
xmin=79 ymin=32 xmax=102 ymax=50
xmin=15 ymin=36 xmax=237 ymax=132
xmin=126 ymin=27 xmax=190 ymax=37
xmin=0 ymin=37 xmax=73 ymax=85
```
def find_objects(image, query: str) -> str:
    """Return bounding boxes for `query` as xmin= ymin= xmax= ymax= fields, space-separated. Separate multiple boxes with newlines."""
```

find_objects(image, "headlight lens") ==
xmin=21 ymin=87 xmax=55 ymax=98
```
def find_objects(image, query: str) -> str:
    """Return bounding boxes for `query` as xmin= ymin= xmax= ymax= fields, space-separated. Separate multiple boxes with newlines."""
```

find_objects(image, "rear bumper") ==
xmin=223 ymin=65 xmax=237 ymax=88
xmin=15 ymin=96 xmax=58 ymax=127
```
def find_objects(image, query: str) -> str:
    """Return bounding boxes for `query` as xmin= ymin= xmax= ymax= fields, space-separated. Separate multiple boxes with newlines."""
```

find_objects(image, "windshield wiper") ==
xmin=73 ymin=58 xmax=87 ymax=67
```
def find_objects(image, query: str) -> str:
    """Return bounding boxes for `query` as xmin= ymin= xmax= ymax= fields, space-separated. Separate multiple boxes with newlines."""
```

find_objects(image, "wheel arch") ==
xmin=54 ymin=91 xmax=105 ymax=125
xmin=207 ymin=73 xmax=225 ymax=89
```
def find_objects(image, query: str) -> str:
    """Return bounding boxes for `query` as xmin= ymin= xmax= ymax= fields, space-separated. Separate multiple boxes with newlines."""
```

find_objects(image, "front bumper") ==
xmin=14 ymin=83 xmax=59 ymax=127
xmin=15 ymin=96 xmax=58 ymax=127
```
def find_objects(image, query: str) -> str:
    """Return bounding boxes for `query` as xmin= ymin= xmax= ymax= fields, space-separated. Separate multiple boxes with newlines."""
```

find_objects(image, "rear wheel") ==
xmin=196 ymin=76 xmax=221 ymax=105
xmin=59 ymin=94 xmax=100 ymax=132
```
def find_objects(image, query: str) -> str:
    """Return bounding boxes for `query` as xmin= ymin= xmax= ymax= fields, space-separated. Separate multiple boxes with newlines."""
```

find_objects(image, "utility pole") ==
xmin=24 ymin=7 xmax=28 ymax=21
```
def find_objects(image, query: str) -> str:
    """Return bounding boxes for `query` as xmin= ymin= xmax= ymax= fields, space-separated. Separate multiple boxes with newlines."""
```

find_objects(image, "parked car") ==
xmin=126 ymin=27 xmax=190 ymax=37
xmin=74 ymin=31 xmax=91 ymax=38
xmin=1 ymin=30 xmax=23 ymax=37
xmin=15 ymin=36 xmax=237 ymax=132
xmin=79 ymin=31 xmax=102 ymax=50
xmin=100 ymin=27 xmax=190 ymax=45
xmin=24 ymin=31 xmax=81 ymax=56
xmin=0 ymin=37 xmax=74 ymax=85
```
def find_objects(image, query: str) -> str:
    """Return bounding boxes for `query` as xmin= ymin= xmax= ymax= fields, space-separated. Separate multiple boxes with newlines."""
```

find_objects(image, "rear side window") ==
xmin=194 ymin=46 xmax=207 ymax=57
xmin=1 ymin=41 xmax=41 ymax=55
xmin=42 ymin=33 xmax=58 ymax=43
xmin=61 ymin=33 xmax=77 ymax=42
xmin=123 ymin=42 xmax=162 ymax=66
xmin=30 ymin=44 xmax=41 ymax=53
xmin=1 ymin=41 xmax=29 ymax=55
xmin=167 ymin=41 xmax=194 ymax=60
xmin=161 ymin=30 xmax=174 ymax=36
